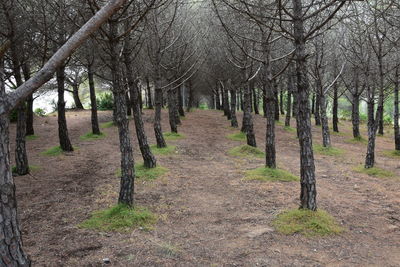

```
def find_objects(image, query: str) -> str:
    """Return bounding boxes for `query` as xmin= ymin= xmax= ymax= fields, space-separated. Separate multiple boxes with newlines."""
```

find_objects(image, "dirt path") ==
xmin=10 ymin=109 xmax=400 ymax=266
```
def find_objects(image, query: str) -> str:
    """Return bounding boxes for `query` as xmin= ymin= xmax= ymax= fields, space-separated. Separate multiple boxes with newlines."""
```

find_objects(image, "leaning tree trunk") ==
xmin=0 ymin=59 xmax=31 ymax=266
xmin=56 ymin=65 xmax=74 ymax=152
xmin=242 ymin=79 xmax=257 ymax=147
xmin=394 ymin=70 xmax=400 ymax=151
xmin=22 ymin=64 xmax=34 ymax=136
xmin=72 ymin=84 xmax=84 ymax=109
xmin=153 ymin=68 xmax=167 ymax=148
xmin=88 ymin=66 xmax=100 ymax=135
xmin=167 ymin=89 xmax=178 ymax=133
xmin=351 ymin=94 xmax=361 ymax=139
xmin=293 ymin=0 xmax=317 ymax=211
xmin=146 ymin=77 xmax=153 ymax=109
xmin=332 ymin=83 xmax=339 ymax=132
xmin=230 ymin=89 xmax=238 ymax=128
xmin=319 ymin=93 xmax=331 ymax=147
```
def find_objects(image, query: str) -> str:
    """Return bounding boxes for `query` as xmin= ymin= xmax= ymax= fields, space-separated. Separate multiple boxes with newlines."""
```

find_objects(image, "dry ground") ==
xmin=9 ymin=109 xmax=400 ymax=266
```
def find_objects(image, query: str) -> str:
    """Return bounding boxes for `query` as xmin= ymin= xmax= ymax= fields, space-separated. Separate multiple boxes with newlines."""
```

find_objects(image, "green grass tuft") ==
xmin=41 ymin=146 xmax=64 ymax=156
xmin=116 ymin=164 xmax=169 ymax=181
xmin=150 ymin=145 xmax=177 ymax=155
xmin=314 ymin=144 xmax=344 ymax=156
xmin=283 ymin=126 xmax=296 ymax=132
xmin=226 ymin=132 xmax=246 ymax=141
xmin=79 ymin=204 xmax=157 ymax=232
xmin=245 ymin=167 xmax=298 ymax=182
xmin=26 ymin=135 xmax=39 ymax=141
xmin=382 ymin=150 xmax=400 ymax=158
xmin=80 ymin=132 xmax=106 ymax=141
xmin=273 ymin=209 xmax=343 ymax=237
xmin=12 ymin=165 xmax=40 ymax=174
xmin=163 ymin=132 xmax=185 ymax=140
xmin=345 ymin=136 xmax=367 ymax=144
xmin=228 ymin=145 xmax=265 ymax=158
xmin=100 ymin=121 xmax=115 ymax=128
xmin=354 ymin=165 xmax=395 ymax=178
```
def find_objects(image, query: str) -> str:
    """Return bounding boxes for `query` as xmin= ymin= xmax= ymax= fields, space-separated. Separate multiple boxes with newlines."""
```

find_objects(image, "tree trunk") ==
xmin=314 ymin=92 xmax=321 ymax=126
xmin=394 ymin=70 xmax=400 ymax=151
xmin=262 ymin=85 xmax=267 ymax=118
xmin=222 ymin=83 xmax=231 ymax=119
xmin=280 ymin=88 xmax=284 ymax=115
xmin=230 ymin=88 xmax=238 ymax=128
xmin=173 ymin=87 xmax=181 ymax=125
xmin=265 ymin=79 xmax=276 ymax=168
xmin=88 ymin=66 xmax=100 ymax=135
xmin=187 ymin=81 xmax=193 ymax=112
xmin=56 ymin=66 xmax=74 ymax=152
xmin=252 ymin=82 xmax=259 ymax=115
xmin=351 ymin=94 xmax=361 ymax=139
xmin=240 ymin=89 xmax=244 ymax=111
xmin=168 ymin=89 xmax=178 ymax=133
xmin=72 ymin=84 xmax=84 ymax=109
xmin=153 ymin=67 xmax=167 ymax=148
xmin=332 ymin=83 xmax=339 ymax=132
xmin=311 ymin=93 xmax=315 ymax=115
xmin=365 ymin=89 xmax=376 ymax=168
xmin=285 ymin=69 xmax=294 ymax=127
xmin=274 ymin=83 xmax=279 ymax=121
xmin=177 ymin=85 xmax=185 ymax=117
xmin=293 ymin=0 xmax=317 ymax=211
xmin=0 ymin=58 xmax=31 ymax=267
xmin=215 ymin=84 xmax=221 ymax=110
xmin=242 ymin=79 xmax=257 ymax=147
xmin=146 ymin=77 xmax=153 ymax=109
xmin=22 ymin=64 xmax=34 ymax=136
xmin=319 ymin=93 xmax=331 ymax=147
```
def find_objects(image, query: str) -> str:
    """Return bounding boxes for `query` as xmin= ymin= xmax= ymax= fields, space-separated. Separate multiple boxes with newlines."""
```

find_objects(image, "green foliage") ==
xmin=41 ymin=146 xmax=63 ymax=156
xmin=345 ymin=136 xmax=367 ymax=144
xmin=245 ymin=167 xmax=298 ymax=182
xmin=359 ymin=114 xmax=368 ymax=123
xmin=383 ymin=150 xmax=400 ymax=158
xmin=26 ymin=135 xmax=38 ymax=141
xmin=338 ymin=109 xmax=351 ymax=120
xmin=198 ymin=103 xmax=209 ymax=110
xmin=226 ymin=132 xmax=246 ymax=141
xmin=34 ymin=108 xmax=46 ymax=117
xmin=150 ymin=145 xmax=177 ymax=155
xmin=12 ymin=165 xmax=40 ymax=174
xmin=79 ymin=204 xmax=157 ymax=232
xmin=354 ymin=165 xmax=395 ymax=178
xmin=383 ymin=114 xmax=393 ymax=125
xmin=116 ymin=164 xmax=169 ymax=181
xmin=228 ymin=145 xmax=265 ymax=158
xmin=97 ymin=92 xmax=114 ymax=110
xmin=163 ymin=132 xmax=185 ymax=140
xmin=9 ymin=109 xmax=18 ymax=122
xmin=313 ymin=144 xmax=344 ymax=156
xmin=100 ymin=121 xmax=115 ymax=128
xmin=80 ymin=132 xmax=106 ymax=141
xmin=273 ymin=209 xmax=343 ymax=237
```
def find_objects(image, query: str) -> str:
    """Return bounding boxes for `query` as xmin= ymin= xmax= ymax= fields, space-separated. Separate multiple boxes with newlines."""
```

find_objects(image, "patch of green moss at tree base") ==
xmin=273 ymin=209 xmax=343 ymax=237
xmin=226 ymin=132 xmax=246 ymax=141
xmin=79 ymin=132 xmax=106 ymax=141
xmin=245 ymin=167 xmax=298 ymax=182
xmin=163 ymin=132 xmax=185 ymax=140
xmin=79 ymin=204 xmax=157 ymax=232
xmin=150 ymin=145 xmax=177 ymax=155
xmin=116 ymin=164 xmax=169 ymax=181
xmin=228 ymin=145 xmax=264 ymax=158
xmin=313 ymin=144 xmax=344 ymax=156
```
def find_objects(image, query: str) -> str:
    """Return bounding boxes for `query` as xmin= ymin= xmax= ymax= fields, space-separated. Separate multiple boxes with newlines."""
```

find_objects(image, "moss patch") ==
xmin=150 ymin=145 xmax=177 ymax=155
xmin=116 ymin=164 xmax=169 ymax=181
xmin=382 ymin=150 xmax=400 ymax=158
xmin=283 ymin=126 xmax=296 ymax=132
xmin=314 ymin=144 xmax=344 ymax=156
xmin=26 ymin=135 xmax=39 ymax=141
xmin=273 ymin=209 xmax=343 ymax=237
xmin=345 ymin=136 xmax=367 ymax=144
xmin=354 ymin=165 xmax=395 ymax=178
xmin=12 ymin=165 xmax=40 ymax=174
xmin=80 ymin=132 xmax=106 ymax=141
xmin=41 ymin=146 xmax=63 ymax=156
xmin=226 ymin=132 xmax=246 ymax=141
xmin=79 ymin=204 xmax=157 ymax=232
xmin=100 ymin=121 xmax=115 ymax=128
xmin=163 ymin=132 xmax=185 ymax=140
xmin=228 ymin=145 xmax=264 ymax=158
xmin=245 ymin=167 xmax=298 ymax=182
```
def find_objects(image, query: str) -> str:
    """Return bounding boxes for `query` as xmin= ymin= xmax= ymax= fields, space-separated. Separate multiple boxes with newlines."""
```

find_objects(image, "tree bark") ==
xmin=394 ymin=69 xmax=400 ymax=151
xmin=146 ymin=77 xmax=153 ymax=109
xmin=230 ymin=89 xmax=238 ymax=128
xmin=365 ymin=87 xmax=376 ymax=168
xmin=274 ymin=83 xmax=280 ymax=121
xmin=153 ymin=66 xmax=167 ymax=148
xmin=222 ymin=82 xmax=231 ymax=119
xmin=319 ymin=93 xmax=331 ymax=147
xmin=56 ymin=66 xmax=74 ymax=152
xmin=252 ymin=82 xmax=259 ymax=115
xmin=177 ymin=85 xmax=185 ymax=117
xmin=168 ymin=89 xmax=178 ymax=133
xmin=265 ymin=80 xmax=276 ymax=168
xmin=332 ymin=83 xmax=339 ymax=133
xmin=187 ymin=81 xmax=193 ymax=112
xmin=285 ymin=69 xmax=294 ymax=127
xmin=72 ymin=84 xmax=84 ymax=109
xmin=293 ymin=0 xmax=317 ymax=211
xmin=311 ymin=93 xmax=315 ymax=115
xmin=22 ymin=64 xmax=34 ymax=136
xmin=215 ymin=84 xmax=221 ymax=110
xmin=242 ymin=77 xmax=256 ymax=147
xmin=280 ymin=88 xmax=284 ymax=115
xmin=314 ymin=91 xmax=321 ymax=126
xmin=88 ymin=66 xmax=100 ymax=135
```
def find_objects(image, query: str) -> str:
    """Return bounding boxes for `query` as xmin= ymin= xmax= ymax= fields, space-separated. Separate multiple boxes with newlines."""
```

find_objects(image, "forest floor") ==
xmin=10 ymin=109 xmax=400 ymax=266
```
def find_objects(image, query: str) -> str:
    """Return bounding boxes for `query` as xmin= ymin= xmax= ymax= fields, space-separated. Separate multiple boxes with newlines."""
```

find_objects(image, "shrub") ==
xmin=97 ymin=92 xmax=114 ymax=110
xmin=34 ymin=108 xmax=46 ymax=117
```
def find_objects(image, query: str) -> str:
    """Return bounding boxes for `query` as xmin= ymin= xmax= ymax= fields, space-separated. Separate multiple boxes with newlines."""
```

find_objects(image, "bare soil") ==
xmin=9 ymin=109 xmax=400 ymax=266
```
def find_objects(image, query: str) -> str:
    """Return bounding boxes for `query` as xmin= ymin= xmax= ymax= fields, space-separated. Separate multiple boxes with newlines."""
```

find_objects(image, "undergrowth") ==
xmin=228 ymin=145 xmax=264 ymax=158
xmin=150 ymin=145 xmax=177 ymax=155
xmin=314 ymin=144 xmax=344 ymax=156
